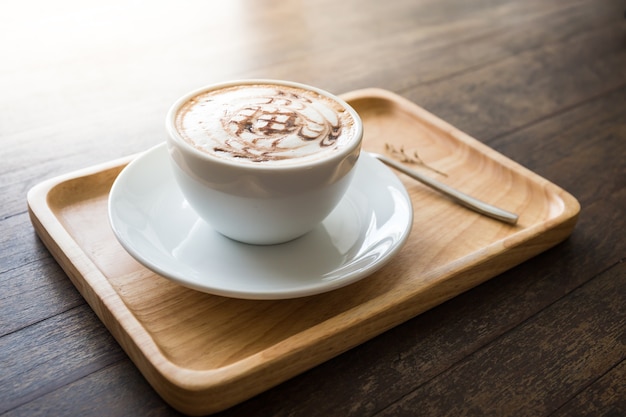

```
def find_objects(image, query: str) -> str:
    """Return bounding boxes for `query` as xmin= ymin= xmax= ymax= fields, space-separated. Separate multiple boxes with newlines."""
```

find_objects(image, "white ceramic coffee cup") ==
xmin=165 ymin=79 xmax=363 ymax=245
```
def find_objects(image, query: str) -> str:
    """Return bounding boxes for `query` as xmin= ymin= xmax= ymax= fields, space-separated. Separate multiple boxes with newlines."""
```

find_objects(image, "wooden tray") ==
xmin=28 ymin=88 xmax=580 ymax=416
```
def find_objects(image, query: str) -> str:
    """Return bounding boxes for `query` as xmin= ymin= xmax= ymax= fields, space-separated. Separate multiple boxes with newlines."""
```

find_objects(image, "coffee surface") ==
xmin=174 ymin=84 xmax=357 ymax=164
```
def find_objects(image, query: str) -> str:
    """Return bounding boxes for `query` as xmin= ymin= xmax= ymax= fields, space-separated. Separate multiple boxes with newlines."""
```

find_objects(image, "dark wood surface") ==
xmin=1 ymin=0 xmax=624 ymax=415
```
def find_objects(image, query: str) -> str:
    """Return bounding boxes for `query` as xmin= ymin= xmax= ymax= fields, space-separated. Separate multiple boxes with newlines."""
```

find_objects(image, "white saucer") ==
xmin=108 ymin=143 xmax=413 ymax=299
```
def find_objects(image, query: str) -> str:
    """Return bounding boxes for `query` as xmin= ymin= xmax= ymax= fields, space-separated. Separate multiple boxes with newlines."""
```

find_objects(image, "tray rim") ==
xmin=27 ymin=88 xmax=581 ymax=415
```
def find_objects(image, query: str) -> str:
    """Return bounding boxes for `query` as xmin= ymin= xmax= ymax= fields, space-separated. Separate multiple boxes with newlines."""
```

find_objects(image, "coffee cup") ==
xmin=165 ymin=80 xmax=363 ymax=245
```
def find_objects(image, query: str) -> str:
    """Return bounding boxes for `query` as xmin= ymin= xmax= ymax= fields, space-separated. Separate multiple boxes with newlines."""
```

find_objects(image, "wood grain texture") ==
xmin=374 ymin=262 xmax=626 ymax=417
xmin=1 ymin=0 xmax=625 ymax=415
xmin=0 ymin=305 xmax=125 ymax=414
xmin=551 ymin=359 xmax=626 ymax=417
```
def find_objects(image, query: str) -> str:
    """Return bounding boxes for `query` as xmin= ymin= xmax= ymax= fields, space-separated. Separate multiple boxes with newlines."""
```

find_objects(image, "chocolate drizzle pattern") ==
xmin=176 ymin=85 xmax=354 ymax=163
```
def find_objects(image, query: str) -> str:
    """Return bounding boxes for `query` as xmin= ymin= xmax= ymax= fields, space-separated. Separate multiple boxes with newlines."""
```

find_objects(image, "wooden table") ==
xmin=1 ymin=0 xmax=624 ymax=415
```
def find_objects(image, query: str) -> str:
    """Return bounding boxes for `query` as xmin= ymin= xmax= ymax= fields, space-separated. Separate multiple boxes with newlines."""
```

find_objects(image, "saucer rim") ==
xmin=108 ymin=143 xmax=413 ymax=299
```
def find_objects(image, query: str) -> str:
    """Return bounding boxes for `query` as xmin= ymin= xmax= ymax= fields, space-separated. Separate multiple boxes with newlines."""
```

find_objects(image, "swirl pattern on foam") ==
xmin=175 ymin=84 xmax=356 ymax=164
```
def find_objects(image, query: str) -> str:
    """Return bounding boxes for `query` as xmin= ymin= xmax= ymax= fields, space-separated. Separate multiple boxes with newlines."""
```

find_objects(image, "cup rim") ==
xmin=165 ymin=79 xmax=363 ymax=171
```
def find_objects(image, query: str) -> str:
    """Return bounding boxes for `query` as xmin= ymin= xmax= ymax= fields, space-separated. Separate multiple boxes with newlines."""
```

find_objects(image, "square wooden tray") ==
xmin=28 ymin=88 xmax=580 ymax=416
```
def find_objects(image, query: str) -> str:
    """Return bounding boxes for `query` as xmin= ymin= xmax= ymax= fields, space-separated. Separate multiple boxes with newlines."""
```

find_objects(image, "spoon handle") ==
xmin=369 ymin=153 xmax=519 ymax=225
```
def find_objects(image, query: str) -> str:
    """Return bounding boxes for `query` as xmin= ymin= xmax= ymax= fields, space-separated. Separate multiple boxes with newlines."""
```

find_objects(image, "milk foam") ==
xmin=174 ymin=84 xmax=357 ymax=164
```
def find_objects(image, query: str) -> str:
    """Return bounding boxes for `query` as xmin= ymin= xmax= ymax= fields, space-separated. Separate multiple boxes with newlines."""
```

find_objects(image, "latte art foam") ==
xmin=175 ymin=84 xmax=357 ymax=164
